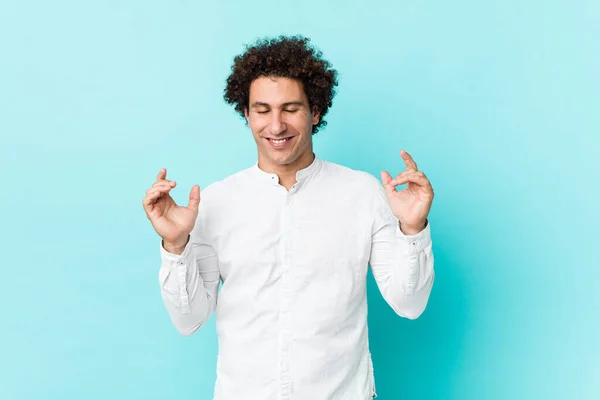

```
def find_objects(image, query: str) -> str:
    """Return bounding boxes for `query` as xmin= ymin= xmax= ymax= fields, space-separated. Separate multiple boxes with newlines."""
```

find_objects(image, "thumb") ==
xmin=380 ymin=170 xmax=393 ymax=184
xmin=380 ymin=170 xmax=395 ymax=194
xmin=187 ymin=185 xmax=201 ymax=212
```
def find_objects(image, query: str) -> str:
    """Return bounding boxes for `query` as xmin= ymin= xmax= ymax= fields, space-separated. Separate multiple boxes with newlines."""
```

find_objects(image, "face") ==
xmin=244 ymin=76 xmax=320 ymax=171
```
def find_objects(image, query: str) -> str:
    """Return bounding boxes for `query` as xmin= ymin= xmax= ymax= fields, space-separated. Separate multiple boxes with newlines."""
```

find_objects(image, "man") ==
xmin=142 ymin=35 xmax=435 ymax=400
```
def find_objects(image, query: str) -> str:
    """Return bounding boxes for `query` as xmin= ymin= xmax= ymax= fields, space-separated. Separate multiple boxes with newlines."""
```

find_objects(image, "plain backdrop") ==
xmin=1 ymin=0 xmax=598 ymax=399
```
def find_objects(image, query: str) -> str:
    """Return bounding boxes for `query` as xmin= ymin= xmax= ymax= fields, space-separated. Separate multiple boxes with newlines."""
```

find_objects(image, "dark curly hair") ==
xmin=223 ymin=34 xmax=339 ymax=134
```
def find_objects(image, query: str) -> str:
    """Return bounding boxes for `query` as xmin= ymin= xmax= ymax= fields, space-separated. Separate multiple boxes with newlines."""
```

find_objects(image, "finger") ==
xmin=147 ymin=184 xmax=172 ymax=194
xmin=400 ymin=149 xmax=418 ymax=171
xmin=145 ymin=188 xmax=172 ymax=202
xmin=380 ymin=170 xmax=393 ymax=185
xmin=392 ymin=170 xmax=424 ymax=184
xmin=393 ymin=173 xmax=431 ymax=188
xmin=153 ymin=179 xmax=176 ymax=188
xmin=142 ymin=190 xmax=162 ymax=209
xmin=380 ymin=170 xmax=396 ymax=194
xmin=187 ymin=185 xmax=201 ymax=212
xmin=156 ymin=168 xmax=167 ymax=181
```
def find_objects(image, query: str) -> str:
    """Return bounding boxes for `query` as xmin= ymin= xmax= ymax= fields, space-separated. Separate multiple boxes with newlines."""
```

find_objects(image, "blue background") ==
xmin=1 ymin=1 xmax=598 ymax=399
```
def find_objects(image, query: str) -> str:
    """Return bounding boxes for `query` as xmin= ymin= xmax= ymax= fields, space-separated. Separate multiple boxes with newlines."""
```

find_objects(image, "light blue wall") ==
xmin=1 ymin=1 xmax=598 ymax=399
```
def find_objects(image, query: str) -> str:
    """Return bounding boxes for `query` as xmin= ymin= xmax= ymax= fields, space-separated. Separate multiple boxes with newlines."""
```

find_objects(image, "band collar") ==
xmin=249 ymin=153 xmax=322 ymax=186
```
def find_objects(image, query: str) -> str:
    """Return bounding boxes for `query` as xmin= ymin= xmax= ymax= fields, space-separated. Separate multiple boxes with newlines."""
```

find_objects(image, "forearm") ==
xmin=159 ymin=242 xmax=219 ymax=335
xmin=159 ymin=274 xmax=217 ymax=336
xmin=381 ymin=243 xmax=434 ymax=319
xmin=370 ymin=221 xmax=435 ymax=319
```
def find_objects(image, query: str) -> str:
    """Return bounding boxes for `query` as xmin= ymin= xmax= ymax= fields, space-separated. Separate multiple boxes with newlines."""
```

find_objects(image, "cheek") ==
xmin=249 ymin=121 xmax=266 ymax=138
xmin=292 ymin=114 xmax=312 ymax=132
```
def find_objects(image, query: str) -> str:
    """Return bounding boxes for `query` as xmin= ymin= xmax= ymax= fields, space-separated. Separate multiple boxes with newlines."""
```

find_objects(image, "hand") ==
xmin=142 ymin=168 xmax=200 ymax=251
xmin=380 ymin=150 xmax=434 ymax=235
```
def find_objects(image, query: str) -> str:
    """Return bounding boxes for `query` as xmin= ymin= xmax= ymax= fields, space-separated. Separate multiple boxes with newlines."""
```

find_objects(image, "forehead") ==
xmin=249 ymin=76 xmax=308 ymax=105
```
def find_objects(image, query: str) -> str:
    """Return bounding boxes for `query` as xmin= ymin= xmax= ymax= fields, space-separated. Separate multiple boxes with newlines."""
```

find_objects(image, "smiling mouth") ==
xmin=265 ymin=136 xmax=296 ymax=147
xmin=268 ymin=137 xmax=292 ymax=144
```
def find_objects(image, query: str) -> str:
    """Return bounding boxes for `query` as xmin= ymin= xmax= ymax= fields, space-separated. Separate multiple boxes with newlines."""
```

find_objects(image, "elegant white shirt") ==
xmin=158 ymin=154 xmax=434 ymax=400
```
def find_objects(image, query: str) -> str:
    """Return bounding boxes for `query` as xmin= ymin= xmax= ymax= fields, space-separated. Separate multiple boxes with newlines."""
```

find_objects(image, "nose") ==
xmin=268 ymin=111 xmax=287 ymax=135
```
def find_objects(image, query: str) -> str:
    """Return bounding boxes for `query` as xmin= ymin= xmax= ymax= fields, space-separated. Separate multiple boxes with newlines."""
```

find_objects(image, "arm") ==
xmin=368 ymin=179 xmax=434 ymax=319
xmin=158 ymin=206 xmax=220 ymax=336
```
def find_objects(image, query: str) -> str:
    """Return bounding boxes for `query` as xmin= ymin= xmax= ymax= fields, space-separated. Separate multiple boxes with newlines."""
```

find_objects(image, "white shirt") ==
xmin=158 ymin=154 xmax=435 ymax=400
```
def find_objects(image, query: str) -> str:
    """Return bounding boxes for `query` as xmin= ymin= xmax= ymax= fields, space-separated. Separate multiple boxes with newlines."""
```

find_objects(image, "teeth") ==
xmin=271 ymin=138 xmax=288 ymax=144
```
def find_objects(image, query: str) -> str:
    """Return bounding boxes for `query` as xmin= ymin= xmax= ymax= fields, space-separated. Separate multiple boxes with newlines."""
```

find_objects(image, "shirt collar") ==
xmin=249 ymin=153 xmax=322 ymax=185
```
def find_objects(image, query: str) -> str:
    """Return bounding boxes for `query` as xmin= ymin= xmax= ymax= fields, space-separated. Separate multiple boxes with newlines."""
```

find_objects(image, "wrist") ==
xmin=399 ymin=219 xmax=427 ymax=235
xmin=163 ymin=235 xmax=189 ymax=255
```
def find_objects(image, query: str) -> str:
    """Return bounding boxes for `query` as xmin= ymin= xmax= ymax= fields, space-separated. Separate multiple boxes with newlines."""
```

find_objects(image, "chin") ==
xmin=271 ymin=155 xmax=295 ymax=165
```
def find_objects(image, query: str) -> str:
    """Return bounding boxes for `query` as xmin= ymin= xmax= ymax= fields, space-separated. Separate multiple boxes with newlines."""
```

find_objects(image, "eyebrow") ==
xmin=250 ymin=101 xmax=304 ymax=108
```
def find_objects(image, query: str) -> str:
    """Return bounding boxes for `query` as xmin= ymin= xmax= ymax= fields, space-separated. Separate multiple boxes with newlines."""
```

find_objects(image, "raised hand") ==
xmin=380 ymin=150 xmax=434 ymax=235
xmin=142 ymin=168 xmax=200 ymax=253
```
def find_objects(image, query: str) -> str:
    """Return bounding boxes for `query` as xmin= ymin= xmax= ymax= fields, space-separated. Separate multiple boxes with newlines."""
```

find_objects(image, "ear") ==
xmin=244 ymin=107 xmax=249 ymax=122
xmin=312 ymin=106 xmax=320 ymax=125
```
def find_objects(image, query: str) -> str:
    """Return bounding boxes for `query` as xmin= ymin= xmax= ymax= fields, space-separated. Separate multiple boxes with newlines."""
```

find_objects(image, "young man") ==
xmin=142 ymin=35 xmax=435 ymax=400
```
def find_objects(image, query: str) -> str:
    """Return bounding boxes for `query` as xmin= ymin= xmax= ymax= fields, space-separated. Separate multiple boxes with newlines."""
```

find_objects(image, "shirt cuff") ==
xmin=159 ymin=238 xmax=193 ymax=314
xmin=159 ymin=237 xmax=193 ymax=270
xmin=396 ymin=220 xmax=432 ymax=255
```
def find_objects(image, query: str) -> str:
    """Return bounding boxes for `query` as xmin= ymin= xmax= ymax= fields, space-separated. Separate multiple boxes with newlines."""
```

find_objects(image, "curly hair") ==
xmin=223 ymin=34 xmax=339 ymax=134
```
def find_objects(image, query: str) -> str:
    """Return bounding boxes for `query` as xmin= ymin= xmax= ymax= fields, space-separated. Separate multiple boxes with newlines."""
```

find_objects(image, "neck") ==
xmin=257 ymin=149 xmax=315 ymax=190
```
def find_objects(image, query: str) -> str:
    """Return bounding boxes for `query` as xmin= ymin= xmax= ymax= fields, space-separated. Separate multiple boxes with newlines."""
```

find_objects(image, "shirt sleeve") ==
xmin=158 ymin=200 xmax=220 ymax=335
xmin=368 ymin=177 xmax=435 ymax=319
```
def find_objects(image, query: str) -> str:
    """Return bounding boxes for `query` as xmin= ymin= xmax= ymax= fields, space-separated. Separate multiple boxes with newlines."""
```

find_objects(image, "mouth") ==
xmin=265 ymin=136 xmax=295 ymax=149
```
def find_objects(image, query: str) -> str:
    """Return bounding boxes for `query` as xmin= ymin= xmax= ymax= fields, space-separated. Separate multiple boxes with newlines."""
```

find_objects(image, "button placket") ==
xmin=279 ymin=191 xmax=294 ymax=399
